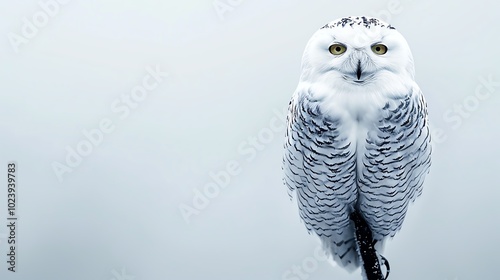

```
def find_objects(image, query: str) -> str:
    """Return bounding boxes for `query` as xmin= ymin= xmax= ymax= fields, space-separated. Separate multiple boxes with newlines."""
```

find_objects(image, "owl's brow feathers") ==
xmin=321 ymin=16 xmax=396 ymax=30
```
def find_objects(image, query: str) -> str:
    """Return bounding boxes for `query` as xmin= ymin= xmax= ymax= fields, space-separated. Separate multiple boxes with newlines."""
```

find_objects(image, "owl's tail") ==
xmin=319 ymin=225 xmax=361 ymax=272
xmin=318 ymin=212 xmax=390 ymax=279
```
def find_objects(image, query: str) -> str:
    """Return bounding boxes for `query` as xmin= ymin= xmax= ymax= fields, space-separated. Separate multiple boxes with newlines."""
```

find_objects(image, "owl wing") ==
xmin=358 ymin=86 xmax=432 ymax=241
xmin=282 ymin=89 xmax=361 ymax=270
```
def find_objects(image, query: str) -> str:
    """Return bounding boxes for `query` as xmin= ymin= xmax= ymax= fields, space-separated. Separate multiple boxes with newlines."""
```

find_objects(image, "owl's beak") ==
xmin=356 ymin=60 xmax=362 ymax=80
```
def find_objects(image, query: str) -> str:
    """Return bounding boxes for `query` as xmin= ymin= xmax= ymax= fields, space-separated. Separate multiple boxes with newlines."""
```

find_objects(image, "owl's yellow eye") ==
xmin=329 ymin=44 xmax=347 ymax=55
xmin=371 ymin=44 xmax=388 ymax=55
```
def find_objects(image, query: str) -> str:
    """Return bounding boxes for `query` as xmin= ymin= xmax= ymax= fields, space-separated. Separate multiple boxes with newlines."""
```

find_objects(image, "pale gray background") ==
xmin=0 ymin=0 xmax=499 ymax=280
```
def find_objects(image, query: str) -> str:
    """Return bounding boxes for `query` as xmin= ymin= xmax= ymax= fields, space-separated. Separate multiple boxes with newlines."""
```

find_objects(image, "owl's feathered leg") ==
xmin=350 ymin=211 xmax=389 ymax=280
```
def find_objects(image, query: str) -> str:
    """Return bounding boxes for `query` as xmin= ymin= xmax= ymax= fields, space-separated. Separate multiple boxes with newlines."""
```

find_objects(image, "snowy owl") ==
xmin=282 ymin=16 xmax=431 ymax=277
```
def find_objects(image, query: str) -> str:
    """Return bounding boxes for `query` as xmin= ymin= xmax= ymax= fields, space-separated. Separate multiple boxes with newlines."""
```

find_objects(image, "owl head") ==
xmin=300 ymin=16 xmax=415 ymax=94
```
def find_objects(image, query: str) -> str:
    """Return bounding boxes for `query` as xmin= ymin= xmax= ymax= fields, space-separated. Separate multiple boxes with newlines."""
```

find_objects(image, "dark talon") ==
xmin=380 ymin=254 xmax=390 ymax=279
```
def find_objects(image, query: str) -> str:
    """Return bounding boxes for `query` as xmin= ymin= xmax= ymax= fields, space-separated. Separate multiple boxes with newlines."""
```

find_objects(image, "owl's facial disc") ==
xmin=300 ymin=17 xmax=415 ymax=88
